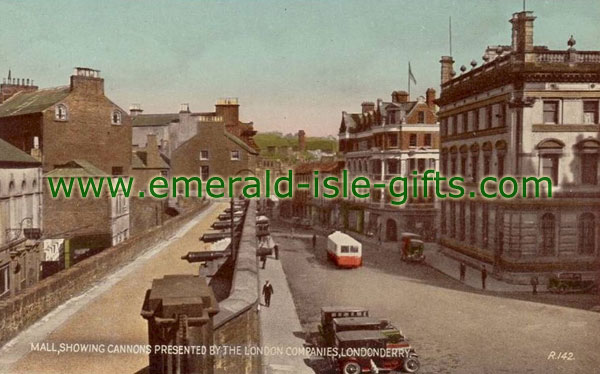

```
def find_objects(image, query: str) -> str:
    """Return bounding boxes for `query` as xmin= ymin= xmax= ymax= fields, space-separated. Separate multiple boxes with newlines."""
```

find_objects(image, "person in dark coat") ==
xmin=274 ymin=244 xmax=279 ymax=260
xmin=459 ymin=262 xmax=466 ymax=282
xmin=481 ymin=265 xmax=487 ymax=290
xmin=312 ymin=234 xmax=317 ymax=250
xmin=260 ymin=254 xmax=267 ymax=269
xmin=262 ymin=280 xmax=274 ymax=307
xmin=530 ymin=275 xmax=539 ymax=295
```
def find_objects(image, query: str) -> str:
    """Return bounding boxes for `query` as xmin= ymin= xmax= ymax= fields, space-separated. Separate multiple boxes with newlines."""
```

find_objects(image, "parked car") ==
xmin=319 ymin=306 xmax=369 ymax=345
xmin=548 ymin=272 xmax=596 ymax=294
xmin=334 ymin=329 xmax=420 ymax=373
xmin=400 ymin=233 xmax=425 ymax=263
xmin=328 ymin=316 xmax=404 ymax=347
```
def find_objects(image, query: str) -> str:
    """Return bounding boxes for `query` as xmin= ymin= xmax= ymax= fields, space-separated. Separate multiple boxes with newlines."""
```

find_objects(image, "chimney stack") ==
xmin=361 ymin=101 xmax=375 ymax=113
xmin=129 ymin=104 xmax=143 ymax=117
xmin=179 ymin=103 xmax=190 ymax=113
xmin=70 ymin=67 xmax=104 ymax=95
xmin=0 ymin=71 xmax=39 ymax=103
xmin=215 ymin=97 xmax=239 ymax=125
xmin=510 ymin=11 xmax=536 ymax=54
xmin=439 ymin=56 xmax=455 ymax=87
xmin=392 ymin=91 xmax=409 ymax=103
xmin=426 ymin=88 xmax=436 ymax=109
xmin=298 ymin=130 xmax=306 ymax=152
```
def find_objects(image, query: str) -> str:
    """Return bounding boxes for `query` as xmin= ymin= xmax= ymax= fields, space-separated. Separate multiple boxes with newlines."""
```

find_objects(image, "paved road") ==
xmin=275 ymin=225 xmax=600 ymax=374
xmin=1 ymin=203 xmax=225 ymax=374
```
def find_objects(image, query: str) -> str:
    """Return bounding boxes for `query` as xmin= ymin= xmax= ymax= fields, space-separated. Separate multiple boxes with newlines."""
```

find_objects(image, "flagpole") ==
xmin=408 ymin=62 xmax=411 ymax=97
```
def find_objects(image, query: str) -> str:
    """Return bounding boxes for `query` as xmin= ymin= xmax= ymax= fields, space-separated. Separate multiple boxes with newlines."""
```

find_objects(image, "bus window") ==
xmin=341 ymin=246 xmax=350 ymax=253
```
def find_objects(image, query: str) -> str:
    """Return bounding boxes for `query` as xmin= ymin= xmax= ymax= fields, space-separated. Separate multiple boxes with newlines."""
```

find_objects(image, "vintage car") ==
xmin=548 ymin=272 xmax=596 ymax=294
xmin=325 ymin=316 xmax=404 ymax=347
xmin=319 ymin=306 xmax=369 ymax=345
xmin=334 ymin=329 xmax=420 ymax=373
xmin=400 ymin=233 xmax=426 ymax=263
xmin=327 ymin=231 xmax=362 ymax=268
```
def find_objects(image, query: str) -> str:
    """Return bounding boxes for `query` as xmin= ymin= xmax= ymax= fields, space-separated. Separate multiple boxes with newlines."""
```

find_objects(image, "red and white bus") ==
xmin=327 ymin=231 xmax=362 ymax=268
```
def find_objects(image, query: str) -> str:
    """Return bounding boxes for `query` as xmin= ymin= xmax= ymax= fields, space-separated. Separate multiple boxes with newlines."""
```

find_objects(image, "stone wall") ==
xmin=0 ymin=202 xmax=208 ymax=347
xmin=213 ymin=200 xmax=261 ymax=374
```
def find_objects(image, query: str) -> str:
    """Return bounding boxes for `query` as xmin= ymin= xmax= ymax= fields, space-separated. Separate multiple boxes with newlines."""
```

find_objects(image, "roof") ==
xmin=333 ymin=317 xmax=385 ymax=327
xmin=321 ymin=306 xmax=368 ymax=314
xmin=225 ymin=131 xmax=259 ymax=155
xmin=335 ymin=330 xmax=388 ymax=342
xmin=0 ymin=86 xmax=70 ymax=118
xmin=328 ymin=231 xmax=361 ymax=247
xmin=45 ymin=160 xmax=109 ymax=177
xmin=0 ymin=138 xmax=40 ymax=165
xmin=132 ymin=151 xmax=170 ymax=169
xmin=131 ymin=113 xmax=179 ymax=127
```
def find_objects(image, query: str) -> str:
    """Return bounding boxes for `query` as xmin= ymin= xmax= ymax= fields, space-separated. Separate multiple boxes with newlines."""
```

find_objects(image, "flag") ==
xmin=408 ymin=62 xmax=417 ymax=85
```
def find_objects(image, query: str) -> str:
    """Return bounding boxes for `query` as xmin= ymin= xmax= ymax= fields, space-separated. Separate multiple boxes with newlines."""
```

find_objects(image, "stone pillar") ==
xmin=141 ymin=274 xmax=220 ymax=374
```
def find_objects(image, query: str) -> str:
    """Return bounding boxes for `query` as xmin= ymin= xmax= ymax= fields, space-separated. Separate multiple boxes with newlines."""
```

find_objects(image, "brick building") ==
xmin=436 ymin=10 xmax=600 ymax=282
xmin=0 ymin=139 xmax=43 ymax=299
xmin=132 ymin=98 xmax=260 ymax=199
xmin=0 ymin=68 xmax=132 ymax=255
xmin=338 ymin=89 xmax=440 ymax=241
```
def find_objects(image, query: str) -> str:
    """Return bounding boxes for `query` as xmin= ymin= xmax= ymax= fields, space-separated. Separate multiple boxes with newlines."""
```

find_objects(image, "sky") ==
xmin=0 ymin=0 xmax=599 ymax=136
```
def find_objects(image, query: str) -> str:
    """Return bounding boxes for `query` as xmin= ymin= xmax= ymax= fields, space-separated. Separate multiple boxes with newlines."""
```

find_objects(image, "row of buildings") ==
xmin=0 ymin=68 xmax=259 ymax=298
xmin=293 ymin=10 xmax=600 ymax=282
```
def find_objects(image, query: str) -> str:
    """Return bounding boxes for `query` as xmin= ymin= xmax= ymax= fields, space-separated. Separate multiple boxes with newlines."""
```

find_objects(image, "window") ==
xmin=441 ymin=202 xmax=447 ymax=234
xmin=541 ymin=155 xmax=559 ymax=184
xmin=540 ymin=213 xmax=556 ymax=255
xmin=112 ymin=167 xmax=123 ymax=176
xmin=578 ymin=213 xmax=596 ymax=254
xmin=583 ymin=101 xmax=599 ymax=124
xmin=0 ymin=264 xmax=9 ymax=297
xmin=460 ymin=155 xmax=467 ymax=176
xmin=581 ymin=153 xmax=598 ymax=185
xmin=111 ymin=110 xmax=122 ymax=125
xmin=470 ymin=202 xmax=477 ymax=244
xmin=486 ymin=106 xmax=493 ymax=129
xmin=55 ymin=104 xmax=68 ymax=121
xmin=200 ymin=150 xmax=209 ymax=160
xmin=459 ymin=202 xmax=466 ymax=241
xmin=482 ymin=205 xmax=489 ymax=247
xmin=473 ymin=109 xmax=480 ymax=130
xmin=424 ymin=134 xmax=432 ymax=147
xmin=417 ymin=159 xmax=426 ymax=173
xmin=231 ymin=150 xmax=240 ymax=161
xmin=388 ymin=133 xmax=398 ymax=147
xmin=418 ymin=111 xmax=425 ymax=123
xmin=341 ymin=245 xmax=350 ymax=253
xmin=201 ymin=165 xmax=209 ymax=181
xmin=543 ymin=101 xmax=559 ymax=124
xmin=471 ymin=154 xmax=478 ymax=182
xmin=497 ymin=153 xmax=505 ymax=179
xmin=457 ymin=113 xmax=463 ymax=133
xmin=388 ymin=111 xmax=396 ymax=124
xmin=441 ymin=118 xmax=448 ymax=137
xmin=409 ymin=134 xmax=417 ymax=147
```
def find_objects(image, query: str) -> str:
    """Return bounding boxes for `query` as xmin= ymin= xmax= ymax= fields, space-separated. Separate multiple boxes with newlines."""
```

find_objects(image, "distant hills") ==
xmin=254 ymin=132 xmax=338 ymax=153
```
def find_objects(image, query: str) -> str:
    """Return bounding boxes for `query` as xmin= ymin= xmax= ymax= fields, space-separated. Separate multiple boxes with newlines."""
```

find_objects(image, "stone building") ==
xmin=436 ymin=10 xmax=600 ymax=282
xmin=338 ymin=89 xmax=440 ymax=241
xmin=0 ymin=68 xmax=132 ymax=265
xmin=0 ymin=139 xmax=42 ymax=299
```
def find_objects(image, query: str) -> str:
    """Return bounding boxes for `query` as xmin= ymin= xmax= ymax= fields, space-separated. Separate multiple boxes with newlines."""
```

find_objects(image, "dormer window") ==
xmin=55 ymin=104 xmax=68 ymax=121
xmin=112 ymin=110 xmax=122 ymax=125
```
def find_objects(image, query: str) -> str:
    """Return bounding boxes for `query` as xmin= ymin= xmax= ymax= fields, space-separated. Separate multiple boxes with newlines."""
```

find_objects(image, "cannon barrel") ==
xmin=181 ymin=250 xmax=230 ymax=263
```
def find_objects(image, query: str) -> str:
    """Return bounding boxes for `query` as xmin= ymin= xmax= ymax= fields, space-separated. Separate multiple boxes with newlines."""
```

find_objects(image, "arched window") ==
xmin=111 ymin=110 xmax=122 ymax=125
xmin=537 ymin=139 xmax=565 ymax=185
xmin=576 ymin=139 xmax=600 ymax=185
xmin=540 ymin=213 xmax=556 ymax=255
xmin=55 ymin=104 xmax=68 ymax=121
xmin=578 ymin=213 xmax=596 ymax=255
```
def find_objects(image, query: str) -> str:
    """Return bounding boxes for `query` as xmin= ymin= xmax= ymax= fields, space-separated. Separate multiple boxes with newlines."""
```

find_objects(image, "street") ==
xmin=273 ymin=222 xmax=600 ymax=374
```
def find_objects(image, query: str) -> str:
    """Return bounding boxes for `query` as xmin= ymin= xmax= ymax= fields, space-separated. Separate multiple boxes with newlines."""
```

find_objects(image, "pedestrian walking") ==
xmin=459 ymin=262 xmax=466 ymax=282
xmin=312 ymin=234 xmax=317 ymax=250
xmin=260 ymin=254 xmax=267 ymax=269
xmin=481 ymin=265 xmax=487 ymax=290
xmin=274 ymin=244 xmax=279 ymax=260
xmin=530 ymin=275 xmax=539 ymax=295
xmin=262 ymin=280 xmax=274 ymax=307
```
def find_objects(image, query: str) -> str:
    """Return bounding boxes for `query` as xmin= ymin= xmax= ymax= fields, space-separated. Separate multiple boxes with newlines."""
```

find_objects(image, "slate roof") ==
xmin=0 ymin=138 xmax=40 ymax=165
xmin=225 ymin=131 xmax=259 ymax=155
xmin=0 ymin=86 xmax=70 ymax=118
xmin=132 ymin=151 xmax=170 ymax=169
xmin=45 ymin=160 xmax=108 ymax=177
xmin=131 ymin=113 xmax=180 ymax=127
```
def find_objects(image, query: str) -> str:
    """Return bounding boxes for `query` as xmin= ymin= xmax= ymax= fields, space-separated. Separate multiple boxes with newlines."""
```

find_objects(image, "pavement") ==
xmin=258 ymin=248 xmax=313 ymax=374
xmin=0 ymin=202 xmax=225 ymax=374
